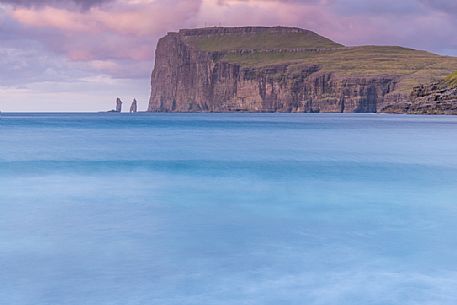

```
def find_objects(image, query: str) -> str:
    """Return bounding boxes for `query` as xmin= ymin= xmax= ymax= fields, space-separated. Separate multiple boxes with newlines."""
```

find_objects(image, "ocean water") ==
xmin=1 ymin=113 xmax=457 ymax=305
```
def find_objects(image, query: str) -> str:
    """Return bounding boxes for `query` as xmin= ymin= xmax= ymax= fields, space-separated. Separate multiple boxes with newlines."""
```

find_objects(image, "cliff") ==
xmin=383 ymin=80 xmax=457 ymax=114
xmin=148 ymin=27 xmax=457 ymax=113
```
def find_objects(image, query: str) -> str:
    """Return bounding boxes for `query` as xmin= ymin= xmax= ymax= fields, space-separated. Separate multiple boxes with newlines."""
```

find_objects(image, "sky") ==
xmin=1 ymin=0 xmax=457 ymax=112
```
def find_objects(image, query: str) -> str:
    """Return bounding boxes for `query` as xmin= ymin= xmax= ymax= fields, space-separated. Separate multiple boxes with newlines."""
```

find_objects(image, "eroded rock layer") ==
xmin=383 ymin=82 xmax=457 ymax=114
xmin=148 ymin=27 xmax=457 ymax=113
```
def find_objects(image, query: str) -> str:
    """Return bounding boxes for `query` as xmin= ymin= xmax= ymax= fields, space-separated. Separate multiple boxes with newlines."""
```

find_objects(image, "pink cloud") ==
xmin=2 ymin=0 xmax=457 ymax=81
xmin=7 ymin=0 xmax=202 ymax=64
xmin=12 ymin=7 xmax=95 ymax=32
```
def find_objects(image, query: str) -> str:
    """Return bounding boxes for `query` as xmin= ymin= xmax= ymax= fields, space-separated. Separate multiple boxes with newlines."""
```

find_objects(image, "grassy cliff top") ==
xmin=178 ymin=26 xmax=457 ymax=91
xmin=182 ymin=27 xmax=343 ymax=51
xmin=446 ymin=71 xmax=457 ymax=87
xmin=222 ymin=45 xmax=457 ymax=92
xmin=223 ymin=46 xmax=457 ymax=73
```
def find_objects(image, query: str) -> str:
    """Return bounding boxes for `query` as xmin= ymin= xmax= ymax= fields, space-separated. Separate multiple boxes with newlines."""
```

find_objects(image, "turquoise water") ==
xmin=1 ymin=113 xmax=457 ymax=305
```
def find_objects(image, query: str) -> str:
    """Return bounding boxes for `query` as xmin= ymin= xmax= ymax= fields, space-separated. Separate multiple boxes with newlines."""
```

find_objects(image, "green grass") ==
xmin=445 ymin=71 xmax=457 ymax=87
xmin=224 ymin=46 xmax=442 ymax=72
xmin=223 ymin=46 xmax=457 ymax=92
xmin=182 ymin=27 xmax=457 ymax=93
xmin=184 ymin=31 xmax=343 ymax=51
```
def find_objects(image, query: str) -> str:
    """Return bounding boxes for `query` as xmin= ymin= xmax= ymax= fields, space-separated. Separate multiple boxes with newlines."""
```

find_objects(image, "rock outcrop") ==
xmin=148 ymin=27 xmax=457 ymax=113
xmin=383 ymin=82 xmax=457 ymax=114
xmin=107 ymin=97 xmax=123 ymax=113
xmin=116 ymin=98 xmax=123 ymax=112
xmin=130 ymin=99 xmax=138 ymax=113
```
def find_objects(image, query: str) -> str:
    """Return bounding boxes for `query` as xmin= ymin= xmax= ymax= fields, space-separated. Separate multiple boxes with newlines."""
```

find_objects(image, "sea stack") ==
xmin=116 ymin=98 xmax=123 ymax=112
xmin=130 ymin=99 xmax=138 ymax=113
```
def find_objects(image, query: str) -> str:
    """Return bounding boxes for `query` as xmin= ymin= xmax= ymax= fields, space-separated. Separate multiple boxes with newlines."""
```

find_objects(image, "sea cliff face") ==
xmin=148 ymin=27 xmax=457 ymax=113
xmin=383 ymin=82 xmax=457 ymax=114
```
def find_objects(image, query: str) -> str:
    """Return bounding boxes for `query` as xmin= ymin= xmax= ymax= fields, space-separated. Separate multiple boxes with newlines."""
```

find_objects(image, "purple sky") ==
xmin=1 ymin=0 xmax=457 ymax=112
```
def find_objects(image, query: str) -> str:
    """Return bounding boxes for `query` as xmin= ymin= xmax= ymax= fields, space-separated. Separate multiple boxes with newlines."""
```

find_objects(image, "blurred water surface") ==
xmin=1 ymin=113 xmax=457 ymax=305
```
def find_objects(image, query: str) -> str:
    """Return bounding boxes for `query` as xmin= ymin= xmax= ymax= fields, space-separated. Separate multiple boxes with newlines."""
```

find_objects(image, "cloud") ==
xmin=331 ymin=0 xmax=425 ymax=16
xmin=0 ymin=77 xmax=150 ymax=112
xmin=3 ymin=0 xmax=457 ymax=77
xmin=420 ymin=0 xmax=457 ymax=14
xmin=0 ymin=44 xmax=88 ymax=86
xmin=0 ymin=0 xmax=114 ymax=10
xmin=4 ymin=1 xmax=202 ymax=61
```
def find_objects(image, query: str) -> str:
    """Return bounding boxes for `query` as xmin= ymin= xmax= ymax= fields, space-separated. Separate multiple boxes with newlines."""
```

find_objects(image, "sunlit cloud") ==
xmin=3 ymin=0 xmax=457 ymax=70
xmin=0 ymin=0 xmax=114 ymax=10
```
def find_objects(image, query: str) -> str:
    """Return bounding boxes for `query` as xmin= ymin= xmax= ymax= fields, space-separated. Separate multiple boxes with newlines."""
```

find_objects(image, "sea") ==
xmin=1 ymin=113 xmax=457 ymax=305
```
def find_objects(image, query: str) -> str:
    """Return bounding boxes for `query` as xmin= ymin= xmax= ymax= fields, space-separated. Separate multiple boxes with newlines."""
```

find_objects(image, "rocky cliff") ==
xmin=148 ymin=27 xmax=457 ymax=113
xmin=383 ymin=81 xmax=457 ymax=114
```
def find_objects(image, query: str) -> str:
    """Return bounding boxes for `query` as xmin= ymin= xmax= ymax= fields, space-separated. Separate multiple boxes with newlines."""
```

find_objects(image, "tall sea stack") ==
xmin=148 ymin=26 xmax=457 ymax=114
xmin=116 ymin=98 xmax=123 ymax=112
xmin=130 ymin=99 xmax=138 ymax=113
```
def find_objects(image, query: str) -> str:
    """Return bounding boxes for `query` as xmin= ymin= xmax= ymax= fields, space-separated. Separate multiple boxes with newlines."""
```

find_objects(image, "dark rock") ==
xmin=116 ymin=98 xmax=122 ymax=113
xmin=130 ymin=99 xmax=138 ymax=113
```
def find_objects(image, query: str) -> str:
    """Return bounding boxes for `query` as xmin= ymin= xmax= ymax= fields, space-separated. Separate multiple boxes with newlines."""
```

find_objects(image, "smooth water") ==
xmin=1 ymin=113 xmax=457 ymax=305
